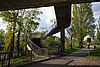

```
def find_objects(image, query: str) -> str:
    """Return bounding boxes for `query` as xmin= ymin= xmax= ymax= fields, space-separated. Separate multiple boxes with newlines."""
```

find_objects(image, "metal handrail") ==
xmin=41 ymin=22 xmax=57 ymax=38
xmin=28 ymin=38 xmax=40 ymax=49
xmin=0 ymin=22 xmax=57 ymax=67
xmin=0 ymin=49 xmax=48 ymax=67
xmin=27 ymin=39 xmax=48 ymax=57
xmin=0 ymin=50 xmax=33 ymax=67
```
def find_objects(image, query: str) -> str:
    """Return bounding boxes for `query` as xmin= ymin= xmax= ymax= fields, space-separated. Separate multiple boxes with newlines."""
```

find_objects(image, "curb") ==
xmin=15 ymin=57 xmax=50 ymax=67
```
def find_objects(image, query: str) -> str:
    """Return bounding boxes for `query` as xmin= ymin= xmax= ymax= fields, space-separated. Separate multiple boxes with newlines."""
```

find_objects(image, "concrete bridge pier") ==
xmin=60 ymin=29 xmax=65 ymax=52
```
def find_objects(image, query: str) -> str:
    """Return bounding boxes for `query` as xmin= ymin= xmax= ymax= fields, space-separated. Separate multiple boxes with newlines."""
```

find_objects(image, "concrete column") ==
xmin=60 ymin=29 xmax=65 ymax=52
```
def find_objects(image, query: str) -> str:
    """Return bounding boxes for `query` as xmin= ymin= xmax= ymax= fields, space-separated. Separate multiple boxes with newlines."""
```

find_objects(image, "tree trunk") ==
xmin=17 ymin=30 xmax=20 ymax=56
xmin=71 ymin=35 xmax=73 ymax=49
xmin=10 ymin=21 xmax=16 ymax=57
xmin=24 ymin=34 xmax=28 ymax=55
xmin=79 ymin=39 xmax=83 ymax=49
xmin=10 ymin=27 xmax=15 ymax=57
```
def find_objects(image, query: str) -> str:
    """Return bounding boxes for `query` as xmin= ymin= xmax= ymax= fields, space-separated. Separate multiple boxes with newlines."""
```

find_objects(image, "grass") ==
xmin=63 ymin=47 xmax=79 ymax=55
xmin=48 ymin=47 xmax=58 ymax=55
xmin=48 ymin=46 xmax=79 ymax=55
xmin=49 ymin=50 xmax=58 ymax=55
xmin=87 ymin=45 xmax=100 ymax=59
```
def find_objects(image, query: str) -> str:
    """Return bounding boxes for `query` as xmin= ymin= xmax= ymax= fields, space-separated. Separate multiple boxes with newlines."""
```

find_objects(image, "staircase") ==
xmin=27 ymin=38 xmax=48 ymax=60
xmin=43 ymin=3 xmax=71 ymax=37
xmin=27 ymin=3 xmax=71 ymax=61
xmin=26 ymin=21 xmax=58 ymax=61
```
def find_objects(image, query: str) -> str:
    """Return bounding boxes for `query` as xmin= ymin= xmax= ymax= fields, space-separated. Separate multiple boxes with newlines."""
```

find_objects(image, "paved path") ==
xmin=68 ymin=48 xmax=93 ymax=57
xmin=19 ymin=47 xmax=100 ymax=67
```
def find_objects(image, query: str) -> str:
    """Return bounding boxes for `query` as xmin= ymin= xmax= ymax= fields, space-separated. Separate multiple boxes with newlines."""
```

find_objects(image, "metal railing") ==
xmin=41 ymin=22 xmax=57 ymax=38
xmin=0 ymin=22 xmax=57 ymax=67
xmin=0 ymin=39 xmax=49 ymax=67
xmin=27 ymin=39 xmax=48 ymax=58
xmin=0 ymin=50 xmax=34 ymax=67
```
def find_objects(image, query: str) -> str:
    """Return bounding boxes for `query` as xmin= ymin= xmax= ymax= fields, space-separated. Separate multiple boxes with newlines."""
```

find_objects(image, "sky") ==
xmin=0 ymin=18 xmax=7 ymax=30
xmin=37 ymin=2 xmax=100 ymax=28
xmin=92 ymin=2 xmax=100 ymax=20
xmin=0 ymin=2 xmax=100 ymax=37
xmin=37 ymin=6 xmax=56 ymax=30
xmin=38 ymin=2 xmax=100 ymax=37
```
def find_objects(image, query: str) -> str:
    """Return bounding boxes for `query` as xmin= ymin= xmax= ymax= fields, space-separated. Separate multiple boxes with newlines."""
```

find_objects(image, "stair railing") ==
xmin=27 ymin=38 xmax=48 ymax=57
xmin=27 ymin=20 xmax=57 ymax=60
xmin=41 ymin=21 xmax=57 ymax=38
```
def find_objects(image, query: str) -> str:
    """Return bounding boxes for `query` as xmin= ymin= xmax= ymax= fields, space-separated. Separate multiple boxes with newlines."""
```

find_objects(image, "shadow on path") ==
xmin=22 ymin=61 xmax=100 ymax=67
xmin=18 ymin=48 xmax=100 ymax=67
xmin=68 ymin=48 xmax=91 ymax=57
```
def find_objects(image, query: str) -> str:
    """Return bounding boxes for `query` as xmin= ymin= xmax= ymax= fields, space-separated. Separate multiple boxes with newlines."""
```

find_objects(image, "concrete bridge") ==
xmin=0 ymin=0 xmax=100 ymax=67
xmin=0 ymin=0 xmax=99 ymax=11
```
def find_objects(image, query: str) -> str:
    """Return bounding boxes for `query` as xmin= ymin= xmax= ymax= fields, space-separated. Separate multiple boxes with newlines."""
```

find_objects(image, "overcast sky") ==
xmin=0 ymin=2 xmax=100 ymax=32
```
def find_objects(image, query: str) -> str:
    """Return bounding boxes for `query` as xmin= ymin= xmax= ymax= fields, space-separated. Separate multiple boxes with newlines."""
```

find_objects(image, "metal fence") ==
xmin=0 ymin=50 xmax=48 ymax=67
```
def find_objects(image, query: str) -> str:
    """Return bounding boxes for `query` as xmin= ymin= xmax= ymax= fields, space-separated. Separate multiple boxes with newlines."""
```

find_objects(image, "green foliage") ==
xmin=97 ymin=18 xmax=100 ymax=44
xmin=64 ymin=47 xmax=79 ymax=54
xmin=87 ymin=45 xmax=100 ymax=58
xmin=43 ymin=36 xmax=61 ymax=47
xmin=21 ymin=9 xmax=41 ymax=36
xmin=67 ymin=3 xmax=95 ymax=47
xmin=32 ymin=32 xmax=43 ymax=38
xmin=43 ymin=36 xmax=61 ymax=55
xmin=4 ymin=28 xmax=12 ymax=52
xmin=48 ymin=46 xmax=58 ymax=55
xmin=97 ymin=28 xmax=100 ymax=41
xmin=0 ymin=10 xmax=19 ymax=52
xmin=0 ymin=29 xmax=5 ymax=47
xmin=65 ymin=37 xmax=71 ymax=47
xmin=0 ymin=29 xmax=5 ymax=38
xmin=0 ymin=9 xmax=42 ymax=52
xmin=0 ymin=10 xmax=18 ymax=23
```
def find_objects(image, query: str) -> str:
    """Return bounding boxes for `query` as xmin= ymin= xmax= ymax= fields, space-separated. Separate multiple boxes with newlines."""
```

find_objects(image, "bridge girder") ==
xmin=0 ymin=0 xmax=99 ymax=11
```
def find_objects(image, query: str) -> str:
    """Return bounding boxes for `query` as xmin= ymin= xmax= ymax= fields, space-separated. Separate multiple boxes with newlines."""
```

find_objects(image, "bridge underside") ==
xmin=0 ymin=0 xmax=99 ymax=36
xmin=0 ymin=0 xmax=99 ymax=11
xmin=46 ymin=3 xmax=71 ymax=36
